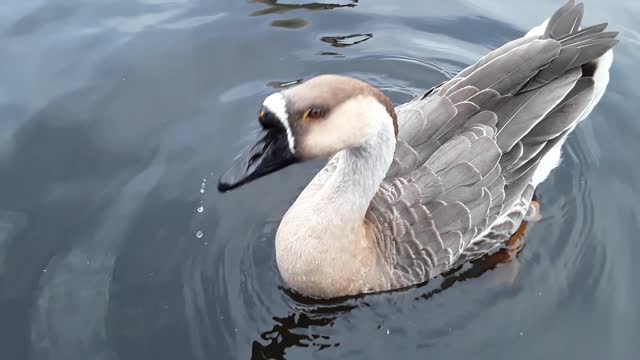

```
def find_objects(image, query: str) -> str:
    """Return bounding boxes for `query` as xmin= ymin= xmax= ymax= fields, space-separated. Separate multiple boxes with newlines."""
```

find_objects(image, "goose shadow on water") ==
xmin=249 ymin=219 xmax=532 ymax=360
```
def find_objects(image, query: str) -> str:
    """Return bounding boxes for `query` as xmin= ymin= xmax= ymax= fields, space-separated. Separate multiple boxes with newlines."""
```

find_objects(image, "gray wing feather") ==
xmin=495 ymin=67 xmax=581 ymax=151
xmin=448 ymin=86 xmax=479 ymax=104
xmin=397 ymin=96 xmax=456 ymax=147
xmin=431 ymin=201 xmax=471 ymax=234
xmin=440 ymin=162 xmax=481 ymax=191
xmin=520 ymin=47 xmax=579 ymax=92
xmin=459 ymin=136 xmax=501 ymax=174
xmin=432 ymin=102 xmax=480 ymax=142
xmin=447 ymin=40 xmax=561 ymax=95
xmin=500 ymin=141 xmax=524 ymax=169
xmin=468 ymin=89 xmax=501 ymax=108
xmin=425 ymin=136 xmax=471 ymax=172
xmin=368 ymin=130 xmax=506 ymax=288
xmin=386 ymin=139 xmax=421 ymax=179
xmin=526 ymin=78 xmax=595 ymax=143
xmin=452 ymin=36 xmax=537 ymax=81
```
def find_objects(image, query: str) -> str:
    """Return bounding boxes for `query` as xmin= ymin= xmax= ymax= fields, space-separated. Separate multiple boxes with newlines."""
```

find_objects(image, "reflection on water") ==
xmin=270 ymin=18 xmax=308 ymax=29
xmin=252 ymin=300 xmax=353 ymax=359
xmin=320 ymin=33 xmax=373 ymax=47
xmin=318 ymin=51 xmax=344 ymax=57
xmin=1 ymin=0 xmax=639 ymax=360
xmin=266 ymin=79 xmax=304 ymax=88
xmin=249 ymin=220 xmax=528 ymax=358
xmin=248 ymin=0 xmax=358 ymax=16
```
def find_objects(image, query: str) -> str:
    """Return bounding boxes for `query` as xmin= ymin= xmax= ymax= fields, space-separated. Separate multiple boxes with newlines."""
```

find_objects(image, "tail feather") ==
xmin=543 ymin=0 xmax=583 ymax=39
xmin=497 ymin=1 xmax=618 ymax=189
xmin=557 ymin=23 xmax=608 ymax=42
xmin=520 ymin=1 xmax=618 ymax=93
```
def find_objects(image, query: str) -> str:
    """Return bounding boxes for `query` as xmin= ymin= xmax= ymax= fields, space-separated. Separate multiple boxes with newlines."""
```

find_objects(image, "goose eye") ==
xmin=305 ymin=108 xmax=324 ymax=120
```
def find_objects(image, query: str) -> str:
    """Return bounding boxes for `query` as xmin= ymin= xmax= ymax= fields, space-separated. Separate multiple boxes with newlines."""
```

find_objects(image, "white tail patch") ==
xmin=532 ymin=140 xmax=562 ymax=186
xmin=580 ymin=49 xmax=613 ymax=122
xmin=526 ymin=18 xmax=550 ymax=37
xmin=263 ymin=92 xmax=295 ymax=153
xmin=532 ymin=48 xmax=613 ymax=186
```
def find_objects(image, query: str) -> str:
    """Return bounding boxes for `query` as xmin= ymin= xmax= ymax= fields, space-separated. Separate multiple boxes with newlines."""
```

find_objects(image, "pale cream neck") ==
xmin=275 ymin=101 xmax=396 ymax=297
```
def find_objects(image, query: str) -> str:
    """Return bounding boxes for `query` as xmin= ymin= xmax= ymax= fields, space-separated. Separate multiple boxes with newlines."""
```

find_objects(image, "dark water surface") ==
xmin=1 ymin=1 xmax=639 ymax=359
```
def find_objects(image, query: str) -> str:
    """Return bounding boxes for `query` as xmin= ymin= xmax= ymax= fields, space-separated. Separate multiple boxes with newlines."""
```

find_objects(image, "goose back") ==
xmin=362 ymin=0 xmax=618 ymax=291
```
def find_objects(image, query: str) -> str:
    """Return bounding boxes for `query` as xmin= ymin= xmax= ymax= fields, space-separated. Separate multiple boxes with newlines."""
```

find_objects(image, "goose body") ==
xmin=219 ymin=1 xmax=618 ymax=298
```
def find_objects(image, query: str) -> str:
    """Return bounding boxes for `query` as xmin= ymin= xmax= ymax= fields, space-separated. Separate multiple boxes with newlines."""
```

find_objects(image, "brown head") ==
xmin=218 ymin=74 xmax=397 ymax=192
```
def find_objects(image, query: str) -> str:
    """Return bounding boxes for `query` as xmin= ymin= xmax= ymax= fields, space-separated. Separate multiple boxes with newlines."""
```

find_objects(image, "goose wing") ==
xmin=366 ymin=0 xmax=617 ymax=289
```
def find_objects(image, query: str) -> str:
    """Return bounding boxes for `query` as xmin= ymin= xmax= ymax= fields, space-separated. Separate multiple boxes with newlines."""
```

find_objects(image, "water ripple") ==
xmin=2 ymin=1 xmax=638 ymax=359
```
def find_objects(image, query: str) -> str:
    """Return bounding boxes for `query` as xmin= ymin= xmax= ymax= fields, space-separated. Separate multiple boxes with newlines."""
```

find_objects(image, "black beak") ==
xmin=218 ymin=127 xmax=298 ymax=192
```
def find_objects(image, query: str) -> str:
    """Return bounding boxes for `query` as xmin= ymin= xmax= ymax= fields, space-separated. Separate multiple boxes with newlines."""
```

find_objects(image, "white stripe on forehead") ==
xmin=263 ymin=92 xmax=295 ymax=154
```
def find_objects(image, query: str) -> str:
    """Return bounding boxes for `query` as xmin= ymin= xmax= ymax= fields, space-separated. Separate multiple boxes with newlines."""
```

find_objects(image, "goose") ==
xmin=218 ymin=1 xmax=618 ymax=298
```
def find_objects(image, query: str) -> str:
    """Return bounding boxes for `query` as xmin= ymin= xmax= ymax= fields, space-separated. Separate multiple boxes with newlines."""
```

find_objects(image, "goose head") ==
xmin=217 ymin=74 xmax=397 ymax=192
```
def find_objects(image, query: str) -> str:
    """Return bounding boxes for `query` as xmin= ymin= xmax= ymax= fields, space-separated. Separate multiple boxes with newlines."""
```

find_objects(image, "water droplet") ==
xmin=386 ymin=329 xmax=390 ymax=335
xmin=197 ymin=206 xmax=204 ymax=213
xmin=43 ymin=269 xmax=47 ymax=273
xmin=200 ymin=189 xmax=205 ymax=194
xmin=196 ymin=230 xmax=203 ymax=238
xmin=519 ymin=331 xmax=524 ymax=336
